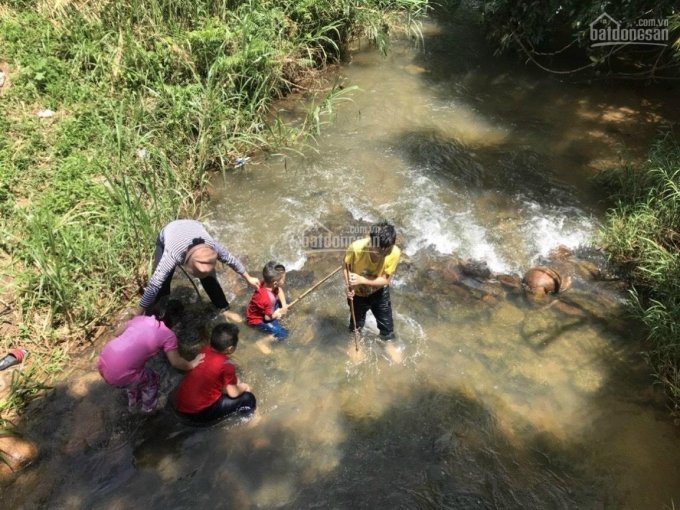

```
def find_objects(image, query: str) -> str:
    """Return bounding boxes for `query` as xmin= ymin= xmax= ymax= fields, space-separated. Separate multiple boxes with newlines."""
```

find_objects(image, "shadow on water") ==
xmin=391 ymin=128 xmax=577 ymax=205
xmin=0 ymin=366 xmax=653 ymax=509
xmin=2 ymin=265 xmax=677 ymax=509
xmin=408 ymin=4 xmax=679 ymax=201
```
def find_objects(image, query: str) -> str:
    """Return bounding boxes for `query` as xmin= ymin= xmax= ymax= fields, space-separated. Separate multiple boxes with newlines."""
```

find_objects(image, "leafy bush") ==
xmin=599 ymin=134 xmax=680 ymax=415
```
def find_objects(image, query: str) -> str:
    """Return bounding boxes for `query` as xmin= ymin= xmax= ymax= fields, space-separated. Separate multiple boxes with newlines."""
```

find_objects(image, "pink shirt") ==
xmin=96 ymin=315 xmax=178 ymax=386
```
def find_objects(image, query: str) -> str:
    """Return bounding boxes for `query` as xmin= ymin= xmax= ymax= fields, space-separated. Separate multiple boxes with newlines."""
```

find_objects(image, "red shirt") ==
xmin=175 ymin=345 xmax=237 ymax=413
xmin=246 ymin=285 xmax=280 ymax=325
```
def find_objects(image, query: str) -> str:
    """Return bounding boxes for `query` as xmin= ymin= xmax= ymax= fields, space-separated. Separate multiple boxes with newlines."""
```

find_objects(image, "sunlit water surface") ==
xmin=4 ymin=10 xmax=680 ymax=510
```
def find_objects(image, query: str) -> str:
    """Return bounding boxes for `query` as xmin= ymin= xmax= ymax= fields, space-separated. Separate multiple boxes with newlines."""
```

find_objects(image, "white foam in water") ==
xmin=399 ymin=191 xmax=514 ymax=273
xmin=344 ymin=197 xmax=379 ymax=224
xmin=521 ymin=201 xmax=596 ymax=264
xmin=281 ymin=254 xmax=307 ymax=271
xmin=463 ymin=222 xmax=515 ymax=274
xmin=400 ymin=194 xmax=460 ymax=256
xmin=403 ymin=216 xmax=460 ymax=256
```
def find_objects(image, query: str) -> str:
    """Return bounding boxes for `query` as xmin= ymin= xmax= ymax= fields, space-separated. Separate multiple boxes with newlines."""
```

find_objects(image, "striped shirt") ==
xmin=140 ymin=220 xmax=246 ymax=309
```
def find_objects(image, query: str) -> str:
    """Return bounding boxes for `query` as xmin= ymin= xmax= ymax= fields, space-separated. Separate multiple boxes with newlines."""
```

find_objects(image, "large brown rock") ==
xmin=0 ymin=434 xmax=39 ymax=477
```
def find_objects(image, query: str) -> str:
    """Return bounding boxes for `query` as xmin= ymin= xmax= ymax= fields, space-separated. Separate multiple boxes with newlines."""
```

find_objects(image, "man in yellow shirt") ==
xmin=343 ymin=221 xmax=401 ymax=340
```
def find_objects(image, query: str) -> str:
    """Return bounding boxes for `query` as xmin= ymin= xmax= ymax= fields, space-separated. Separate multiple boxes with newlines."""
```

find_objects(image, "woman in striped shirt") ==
xmin=138 ymin=220 xmax=260 ymax=322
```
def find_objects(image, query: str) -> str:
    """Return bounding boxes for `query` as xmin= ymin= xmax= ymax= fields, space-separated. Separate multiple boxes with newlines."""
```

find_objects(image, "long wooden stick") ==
xmin=346 ymin=262 xmax=360 ymax=352
xmin=287 ymin=266 xmax=343 ymax=309
xmin=349 ymin=296 xmax=360 ymax=352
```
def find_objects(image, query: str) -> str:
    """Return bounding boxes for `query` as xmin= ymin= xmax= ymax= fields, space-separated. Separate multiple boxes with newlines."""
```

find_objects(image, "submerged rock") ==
xmin=396 ymin=129 xmax=484 ymax=187
xmin=285 ymin=270 xmax=316 ymax=291
xmin=460 ymin=259 xmax=492 ymax=280
xmin=61 ymin=400 xmax=107 ymax=455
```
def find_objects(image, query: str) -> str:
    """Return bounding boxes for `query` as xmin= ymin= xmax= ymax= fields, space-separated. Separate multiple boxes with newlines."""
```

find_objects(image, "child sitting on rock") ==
xmin=174 ymin=323 xmax=256 ymax=424
xmin=246 ymin=261 xmax=289 ymax=354
xmin=97 ymin=300 xmax=203 ymax=414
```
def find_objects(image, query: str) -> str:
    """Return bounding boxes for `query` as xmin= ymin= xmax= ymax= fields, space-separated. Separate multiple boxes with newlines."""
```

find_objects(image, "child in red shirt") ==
xmin=246 ymin=261 xmax=288 ymax=353
xmin=175 ymin=323 xmax=255 ymax=424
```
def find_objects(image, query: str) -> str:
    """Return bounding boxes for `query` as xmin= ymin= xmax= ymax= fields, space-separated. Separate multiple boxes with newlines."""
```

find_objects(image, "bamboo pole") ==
xmin=349 ymin=296 xmax=360 ymax=352
xmin=287 ymin=265 xmax=343 ymax=309
xmin=346 ymin=262 xmax=360 ymax=352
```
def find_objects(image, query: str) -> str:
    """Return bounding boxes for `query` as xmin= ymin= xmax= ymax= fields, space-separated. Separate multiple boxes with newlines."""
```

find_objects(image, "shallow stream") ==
xmin=3 ymin=9 xmax=680 ymax=510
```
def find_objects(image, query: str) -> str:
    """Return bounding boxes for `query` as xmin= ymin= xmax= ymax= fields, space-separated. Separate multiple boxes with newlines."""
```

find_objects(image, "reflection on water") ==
xmin=4 ymin=8 xmax=680 ymax=510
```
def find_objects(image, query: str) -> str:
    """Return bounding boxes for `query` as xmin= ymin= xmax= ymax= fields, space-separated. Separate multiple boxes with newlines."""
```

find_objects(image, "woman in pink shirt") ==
xmin=97 ymin=301 xmax=203 ymax=413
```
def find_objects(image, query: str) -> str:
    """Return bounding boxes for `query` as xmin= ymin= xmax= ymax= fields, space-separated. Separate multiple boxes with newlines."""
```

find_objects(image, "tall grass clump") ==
xmin=599 ymin=134 xmax=680 ymax=416
xmin=0 ymin=0 xmax=429 ymax=416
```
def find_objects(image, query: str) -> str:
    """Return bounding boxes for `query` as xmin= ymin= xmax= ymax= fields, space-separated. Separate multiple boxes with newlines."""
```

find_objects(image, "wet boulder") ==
xmin=548 ymin=244 xmax=573 ymax=261
xmin=459 ymin=259 xmax=492 ymax=280
xmin=496 ymin=274 xmax=523 ymax=294
xmin=285 ymin=270 xmax=316 ymax=291
xmin=0 ymin=434 xmax=39 ymax=477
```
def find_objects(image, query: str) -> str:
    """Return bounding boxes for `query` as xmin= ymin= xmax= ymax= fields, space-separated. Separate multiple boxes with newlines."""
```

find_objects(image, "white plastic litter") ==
xmin=37 ymin=109 xmax=55 ymax=118
xmin=234 ymin=156 xmax=250 ymax=168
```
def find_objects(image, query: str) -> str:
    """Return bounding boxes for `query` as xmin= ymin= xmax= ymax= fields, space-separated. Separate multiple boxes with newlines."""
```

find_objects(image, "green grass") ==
xmin=0 ymin=0 xmax=429 ymax=417
xmin=598 ymin=133 xmax=680 ymax=416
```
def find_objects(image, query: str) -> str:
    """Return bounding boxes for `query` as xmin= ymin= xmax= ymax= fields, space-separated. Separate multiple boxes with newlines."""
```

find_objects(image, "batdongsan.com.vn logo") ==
xmin=297 ymin=222 xmax=379 ymax=254
xmin=589 ymin=12 xmax=669 ymax=47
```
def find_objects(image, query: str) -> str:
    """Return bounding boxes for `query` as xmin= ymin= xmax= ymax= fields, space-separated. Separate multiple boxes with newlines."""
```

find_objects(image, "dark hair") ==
xmin=369 ymin=221 xmax=396 ymax=249
xmin=262 ymin=261 xmax=286 ymax=284
xmin=210 ymin=323 xmax=239 ymax=352
xmin=152 ymin=299 xmax=184 ymax=329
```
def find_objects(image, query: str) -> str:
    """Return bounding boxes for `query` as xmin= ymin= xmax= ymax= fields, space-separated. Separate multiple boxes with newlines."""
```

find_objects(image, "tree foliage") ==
xmin=478 ymin=0 xmax=680 ymax=80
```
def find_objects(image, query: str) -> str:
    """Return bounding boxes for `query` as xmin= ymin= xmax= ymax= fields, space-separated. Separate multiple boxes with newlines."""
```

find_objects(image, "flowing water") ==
xmin=4 ymin=9 xmax=680 ymax=510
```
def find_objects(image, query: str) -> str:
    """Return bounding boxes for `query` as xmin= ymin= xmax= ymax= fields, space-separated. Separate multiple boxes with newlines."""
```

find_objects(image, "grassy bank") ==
xmin=599 ymin=134 xmax=680 ymax=417
xmin=0 ymin=0 xmax=428 ymax=415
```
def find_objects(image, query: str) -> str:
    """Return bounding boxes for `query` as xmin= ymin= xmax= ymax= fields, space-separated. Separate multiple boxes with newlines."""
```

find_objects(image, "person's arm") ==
xmin=349 ymin=272 xmax=392 ymax=287
xmin=166 ymin=349 xmax=204 ymax=371
xmin=349 ymin=247 xmax=400 ymax=288
xmin=272 ymin=289 xmax=287 ymax=319
xmin=240 ymin=271 xmax=261 ymax=288
xmin=223 ymin=382 xmax=251 ymax=398
xmin=213 ymin=242 xmax=260 ymax=288
xmin=343 ymin=261 xmax=355 ymax=299
xmin=139 ymin=250 xmax=177 ymax=310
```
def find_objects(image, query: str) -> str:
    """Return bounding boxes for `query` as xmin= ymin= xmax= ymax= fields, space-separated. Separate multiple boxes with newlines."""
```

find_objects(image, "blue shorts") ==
xmin=255 ymin=320 xmax=289 ymax=340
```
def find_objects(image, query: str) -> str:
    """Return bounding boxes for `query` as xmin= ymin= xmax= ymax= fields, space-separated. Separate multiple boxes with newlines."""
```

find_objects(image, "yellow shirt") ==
xmin=344 ymin=238 xmax=401 ymax=296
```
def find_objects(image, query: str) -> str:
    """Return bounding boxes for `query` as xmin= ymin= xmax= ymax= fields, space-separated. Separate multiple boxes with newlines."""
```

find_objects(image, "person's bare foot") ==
xmin=222 ymin=309 xmax=243 ymax=323
xmin=382 ymin=341 xmax=403 ymax=364
xmin=255 ymin=337 xmax=274 ymax=354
